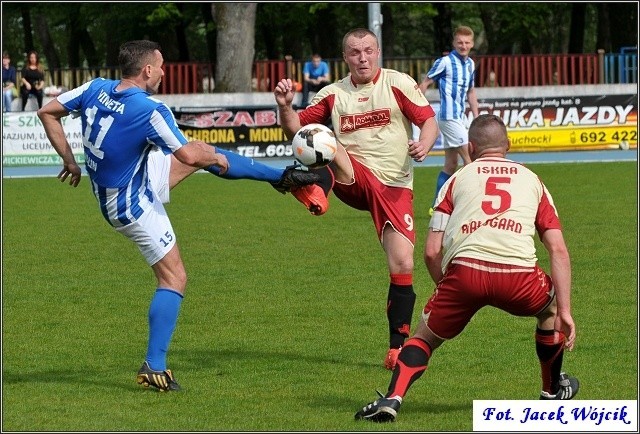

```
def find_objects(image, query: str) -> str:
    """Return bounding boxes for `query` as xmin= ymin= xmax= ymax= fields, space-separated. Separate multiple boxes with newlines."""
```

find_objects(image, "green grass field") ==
xmin=2 ymin=161 xmax=638 ymax=431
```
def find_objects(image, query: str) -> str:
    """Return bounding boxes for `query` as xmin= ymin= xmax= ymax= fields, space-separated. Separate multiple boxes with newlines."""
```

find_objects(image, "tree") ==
xmin=212 ymin=3 xmax=257 ymax=92
xmin=568 ymin=3 xmax=586 ymax=53
xmin=1 ymin=1 xmax=637 ymax=81
xmin=201 ymin=3 xmax=217 ymax=63
xmin=607 ymin=3 xmax=638 ymax=51
xmin=32 ymin=12 xmax=60 ymax=69
xmin=432 ymin=3 xmax=452 ymax=55
xmin=596 ymin=4 xmax=612 ymax=52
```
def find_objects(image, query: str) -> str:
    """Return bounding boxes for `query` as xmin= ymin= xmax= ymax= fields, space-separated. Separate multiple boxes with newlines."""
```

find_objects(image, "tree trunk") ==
xmin=78 ymin=29 xmax=99 ymax=68
xmin=596 ymin=4 xmax=611 ymax=53
xmin=608 ymin=3 xmax=638 ymax=50
xmin=213 ymin=3 xmax=257 ymax=92
xmin=201 ymin=3 xmax=217 ymax=63
xmin=381 ymin=3 xmax=395 ymax=59
xmin=478 ymin=6 xmax=503 ymax=54
xmin=175 ymin=3 xmax=190 ymax=62
xmin=308 ymin=6 xmax=338 ymax=60
xmin=432 ymin=3 xmax=452 ymax=55
xmin=33 ymin=13 xmax=60 ymax=69
xmin=20 ymin=6 xmax=34 ymax=54
xmin=66 ymin=11 xmax=81 ymax=68
xmin=568 ymin=3 xmax=586 ymax=53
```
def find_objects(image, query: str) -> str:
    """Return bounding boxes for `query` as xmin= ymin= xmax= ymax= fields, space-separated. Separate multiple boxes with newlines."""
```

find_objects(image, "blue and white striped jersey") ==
xmin=426 ymin=51 xmax=475 ymax=121
xmin=57 ymin=78 xmax=188 ymax=227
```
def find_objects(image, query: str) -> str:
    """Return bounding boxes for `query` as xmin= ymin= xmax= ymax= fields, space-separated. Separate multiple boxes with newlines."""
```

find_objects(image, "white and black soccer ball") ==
xmin=291 ymin=123 xmax=337 ymax=169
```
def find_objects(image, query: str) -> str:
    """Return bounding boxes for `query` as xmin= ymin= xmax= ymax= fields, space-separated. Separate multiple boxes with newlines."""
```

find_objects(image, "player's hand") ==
xmin=555 ymin=311 xmax=576 ymax=351
xmin=274 ymin=79 xmax=295 ymax=106
xmin=213 ymin=153 xmax=229 ymax=175
xmin=58 ymin=162 xmax=82 ymax=187
xmin=408 ymin=139 xmax=427 ymax=162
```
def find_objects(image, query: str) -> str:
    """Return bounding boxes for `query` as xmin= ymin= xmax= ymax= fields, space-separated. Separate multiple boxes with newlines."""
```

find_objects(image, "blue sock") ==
xmin=146 ymin=288 xmax=183 ymax=371
xmin=205 ymin=148 xmax=284 ymax=182
xmin=433 ymin=171 xmax=452 ymax=207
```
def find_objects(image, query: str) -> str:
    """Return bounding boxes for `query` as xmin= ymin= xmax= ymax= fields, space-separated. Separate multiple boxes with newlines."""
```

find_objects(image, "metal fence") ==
xmin=603 ymin=46 xmax=638 ymax=84
xmin=25 ymin=49 xmax=639 ymax=95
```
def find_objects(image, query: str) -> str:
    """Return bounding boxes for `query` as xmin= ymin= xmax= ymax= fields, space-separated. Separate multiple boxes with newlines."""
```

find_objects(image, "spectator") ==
xmin=2 ymin=51 xmax=17 ymax=112
xmin=300 ymin=53 xmax=331 ymax=107
xmin=20 ymin=50 xmax=45 ymax=111
xmin=485 ymin=70 xmax=499 ymax=87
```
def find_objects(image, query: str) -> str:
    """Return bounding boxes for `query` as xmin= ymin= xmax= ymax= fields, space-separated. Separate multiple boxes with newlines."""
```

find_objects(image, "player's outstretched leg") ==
xmin=355 ymin=391 xmax=402 ymax=423
xmin=271 ymin=162 xmax=321 ymax=193
xmin=205 ymin=148 xmax=319 ymax=190
xmin=290 ymin=164 xmax=334 ymax=215
xmin=356 ymin=337 xmax=431 ymax=422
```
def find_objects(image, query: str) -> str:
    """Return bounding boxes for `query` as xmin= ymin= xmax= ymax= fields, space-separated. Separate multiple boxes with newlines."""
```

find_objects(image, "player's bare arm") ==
xmin=274 ymin=78 xmax=302 ymax=138
xmin=37 ymin=100 xmax=82 ymax=187
xmin=467 ymin=87 xmax=479 ymax=118
xmin=424 ymin=227 xmax=445 ymax=284
xmin=409 ymin=117 xmax=439 ymax=162
xmin=418 ymin=77 xmax=433 ymax=94
xmin=541 ymin=228 xmax=575 ymax=350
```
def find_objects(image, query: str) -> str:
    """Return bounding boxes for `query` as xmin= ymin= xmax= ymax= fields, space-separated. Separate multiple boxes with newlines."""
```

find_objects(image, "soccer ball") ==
xmin=291 ymin=123 xmax=337 ymax=169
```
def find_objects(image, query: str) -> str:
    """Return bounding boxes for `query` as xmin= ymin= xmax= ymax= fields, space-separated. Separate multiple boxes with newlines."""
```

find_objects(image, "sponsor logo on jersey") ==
xmin=339 ymin=108 xmax=391 ymax=133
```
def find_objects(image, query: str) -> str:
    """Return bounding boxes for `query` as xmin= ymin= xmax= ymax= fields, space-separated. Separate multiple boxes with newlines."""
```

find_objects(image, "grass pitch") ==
xmin=2 ymin=161 xmax=637 ymax=431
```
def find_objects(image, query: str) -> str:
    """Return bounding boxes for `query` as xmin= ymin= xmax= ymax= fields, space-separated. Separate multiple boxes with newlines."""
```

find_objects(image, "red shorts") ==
xmin=332 ymin=154 xmax=415 ymax=245
xmin=423 ymin=257 xmax=554 ymax=339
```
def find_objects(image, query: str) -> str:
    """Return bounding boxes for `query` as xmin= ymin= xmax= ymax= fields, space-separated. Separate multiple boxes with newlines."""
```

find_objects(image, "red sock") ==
xmin=535 ymin=328 xmax=565 ymax=393
xmin=387 ymin=337 xmax=431 ymax=398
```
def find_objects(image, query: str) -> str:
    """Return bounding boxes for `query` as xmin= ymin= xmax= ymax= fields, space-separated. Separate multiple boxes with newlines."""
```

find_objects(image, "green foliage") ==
xmin=2 ymin=161 xmax=637 ymax=431
xmin=2 ymin=2 xmax=637 ymax=68
xmin=146 ymin=3 xmax=183 ymax=27
xmin=384 ymin=3 xmax=439 ymax=57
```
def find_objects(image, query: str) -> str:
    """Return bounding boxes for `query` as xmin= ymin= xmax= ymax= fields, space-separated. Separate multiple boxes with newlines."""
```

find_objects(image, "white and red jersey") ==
xmin=433 ymin=156 xmax=562 ymax=270
xmin=299 ymin=68 xmax=435 ymax=189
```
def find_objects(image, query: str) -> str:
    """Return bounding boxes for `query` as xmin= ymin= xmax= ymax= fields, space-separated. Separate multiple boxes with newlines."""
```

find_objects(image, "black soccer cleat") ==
xmin=355 ymin=392 xmax=402 ymax=423
xmin=136 ymin=361 xmax=181 ymax=392
xmin=271 ymin=162 xmax=320 ymax=194
xmin=539 ymin=372 xmax=579 ymax=400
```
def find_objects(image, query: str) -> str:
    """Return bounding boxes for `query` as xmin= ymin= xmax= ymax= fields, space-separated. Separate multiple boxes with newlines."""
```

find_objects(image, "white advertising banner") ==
xmin=2 ymin=111 xmax=85 ymax=166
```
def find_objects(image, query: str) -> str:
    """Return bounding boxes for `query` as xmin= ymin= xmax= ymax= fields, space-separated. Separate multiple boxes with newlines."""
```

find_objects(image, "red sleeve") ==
xmin=435 ymin=177 xmax=456 ymax=215
xmin=535 ymin=183 xmax=562 ymax=238
xmin=391 ymin=85 xmax=435 ymax=126
xmin=298 ymin=94 xmax=335 ymax=126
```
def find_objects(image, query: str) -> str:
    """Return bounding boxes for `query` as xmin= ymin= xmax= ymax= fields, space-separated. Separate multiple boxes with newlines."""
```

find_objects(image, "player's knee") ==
xmin=414 ymin=321 xmax=444 ymax=352
xmin=391 ymin=258 xmax=413 ymax=276
xmin=536 ymin=298 xmax=557 ymax=328
xmin=164 ymin=266 xmax=188 ymax=294
xmin=176 ymin=269 xmax=188 ymax=292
